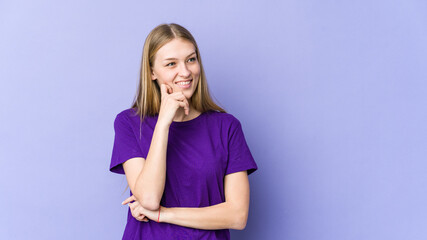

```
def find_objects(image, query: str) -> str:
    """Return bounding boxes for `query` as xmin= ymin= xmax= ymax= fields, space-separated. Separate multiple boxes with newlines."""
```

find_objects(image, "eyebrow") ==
xmin=163 ymin=52 xmax=196 ymax=61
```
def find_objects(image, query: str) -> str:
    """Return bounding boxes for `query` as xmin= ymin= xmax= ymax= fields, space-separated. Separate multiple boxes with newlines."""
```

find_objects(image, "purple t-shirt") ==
xmin=109 ymin=108 xmax=258 ymax=240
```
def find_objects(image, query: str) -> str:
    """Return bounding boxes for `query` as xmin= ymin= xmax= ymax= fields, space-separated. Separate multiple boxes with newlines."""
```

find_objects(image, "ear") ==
xmin=151 ymin=69 xmax=156 ymax=80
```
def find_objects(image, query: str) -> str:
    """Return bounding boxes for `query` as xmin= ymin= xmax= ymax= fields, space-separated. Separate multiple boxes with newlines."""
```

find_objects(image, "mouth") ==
xmin=175 ymin=79 xmax=192 ymax=89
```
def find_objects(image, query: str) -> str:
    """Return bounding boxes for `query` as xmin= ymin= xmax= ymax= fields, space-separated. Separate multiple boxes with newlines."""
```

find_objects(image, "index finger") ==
xmin=122 ymin=195 xmax=137 ymax=205
xmin=182 ymin=91 xmax=189 ymax=115
xmin=160 ymin=84 xmax=168 ymax=97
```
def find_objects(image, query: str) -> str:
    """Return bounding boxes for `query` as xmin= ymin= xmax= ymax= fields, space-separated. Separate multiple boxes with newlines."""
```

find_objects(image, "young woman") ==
xmin=109 ymin=23 xmax=258 ymax=239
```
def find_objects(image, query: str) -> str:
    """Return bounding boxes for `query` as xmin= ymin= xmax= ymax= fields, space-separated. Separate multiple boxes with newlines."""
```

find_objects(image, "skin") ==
xmin=120 ymin=38 xmax=251 ymax=230
xmin=151 ymin=37 xmax=202 ymax=123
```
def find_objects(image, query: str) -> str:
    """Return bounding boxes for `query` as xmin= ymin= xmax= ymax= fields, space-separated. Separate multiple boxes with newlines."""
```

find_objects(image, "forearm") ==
xmin=134 ymin=121 xmax=170 ymax=210
xmin=160 ymin=202 xmax=246 ymax=230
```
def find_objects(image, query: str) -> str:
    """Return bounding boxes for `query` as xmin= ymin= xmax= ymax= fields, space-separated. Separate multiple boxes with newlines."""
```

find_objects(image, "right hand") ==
xmin=158 ymin=83 xmax=190 ymax=126
xmin=123 ymin=196 xmax=149 ymax=222
xmin=129 ymin=201 xmax=149 ymax=222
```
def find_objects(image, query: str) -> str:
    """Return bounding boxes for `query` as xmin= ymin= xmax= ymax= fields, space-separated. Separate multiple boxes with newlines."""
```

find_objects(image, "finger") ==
xmin=135 ymin=210 xmax=148 ymax=222
xmin=166 ymin=84 xmax=173 ymax=94
xmin=178 ymin=101 xmax=189 ymax=114
xmin=176 ymin=92 xmax=189 ymax=115
xmin=128 ymin=202 xmax=137 ymax=211
xmin=122 ymin=195 xmax=136 ymax=205
xmin=130 ymin=207 xmax=138 ymax=218
xmin=138 ymin=214 xmax=149 ymax=222
xmin=138 ymin=214 xmax=148 ymax=222
xmin=160 ymin=84 xmax=168 ymax=98
xmin=138 ymin=216 xmax=149 ymax=222
xmin=132 ymin=208 xmax=142 ymax=219
xmin=135 ymin=213 xmax=143 ymax=221
xmin=169 ymin=92 xmax=186 ymax=101
xmin=182 ymin=94 xmax=190 ymax=115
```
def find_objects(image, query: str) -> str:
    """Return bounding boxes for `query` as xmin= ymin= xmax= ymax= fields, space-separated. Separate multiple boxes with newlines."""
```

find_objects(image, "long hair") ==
xmin=130 ymin=23 xmax=226 ymax=123
xmin=122 ymin=23 xmax=226 ymax=195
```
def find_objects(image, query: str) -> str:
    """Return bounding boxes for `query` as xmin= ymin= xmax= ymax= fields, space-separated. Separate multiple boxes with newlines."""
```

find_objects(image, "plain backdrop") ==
xmin=1 ymin=0 xmax=426 ymax=239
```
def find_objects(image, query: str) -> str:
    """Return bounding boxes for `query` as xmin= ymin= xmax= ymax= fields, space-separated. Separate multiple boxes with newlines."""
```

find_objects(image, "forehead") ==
xmin=155 ymin=38 xmax=196 ymax=60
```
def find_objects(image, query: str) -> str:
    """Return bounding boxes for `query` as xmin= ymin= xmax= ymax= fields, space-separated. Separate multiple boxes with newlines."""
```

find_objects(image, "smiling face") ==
xmin=151 ymin=38 xmax=200 ymax=100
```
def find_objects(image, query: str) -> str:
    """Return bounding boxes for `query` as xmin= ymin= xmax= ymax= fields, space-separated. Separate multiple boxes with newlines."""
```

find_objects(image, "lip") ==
xmin=175 ymin=79 xmax=192 ymax=84
xmin=175 ymin=79 xmax=192 ymax=89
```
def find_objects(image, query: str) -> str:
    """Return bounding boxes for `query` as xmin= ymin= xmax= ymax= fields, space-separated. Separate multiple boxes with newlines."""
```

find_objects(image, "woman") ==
xmin=109 ymin=23 xmax=258 ymax=239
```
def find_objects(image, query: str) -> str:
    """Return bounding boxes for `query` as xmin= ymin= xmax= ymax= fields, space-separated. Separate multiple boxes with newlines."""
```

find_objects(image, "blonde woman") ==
xmin=109 ymin=23 xmax=258 ymax=239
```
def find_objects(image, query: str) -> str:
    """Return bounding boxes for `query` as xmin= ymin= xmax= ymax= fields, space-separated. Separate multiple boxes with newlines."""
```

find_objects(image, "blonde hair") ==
xmin=122 ymin=23 xmax=226 ymax=195
xmin=131 ymin=23 xmax=226 ymax=118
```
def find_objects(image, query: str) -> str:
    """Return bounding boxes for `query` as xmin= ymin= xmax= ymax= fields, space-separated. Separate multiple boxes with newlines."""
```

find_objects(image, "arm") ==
xmin=123 ymin=121 xmax=170 ymax=211
xmin=161 ymin=170 xmax=250 ymax=230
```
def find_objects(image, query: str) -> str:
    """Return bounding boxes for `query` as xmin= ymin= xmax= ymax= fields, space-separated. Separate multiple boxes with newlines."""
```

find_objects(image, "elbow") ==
xmin=141 ymin=200 xmax=160 ymax=211
xmin=231 ymin=209 xmax=249 ymax=230
xmin=133 ymin=192 xmax=160 ymax=211
xmin=140 ymin=196 xmax=160 ymax=211
xmin=233 ymin=218 xmax=247 ymax=230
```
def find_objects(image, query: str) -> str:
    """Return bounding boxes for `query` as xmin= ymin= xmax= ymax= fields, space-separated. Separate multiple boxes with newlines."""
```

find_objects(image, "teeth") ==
xmin=177 ymin=81 xmax=191 ymax=85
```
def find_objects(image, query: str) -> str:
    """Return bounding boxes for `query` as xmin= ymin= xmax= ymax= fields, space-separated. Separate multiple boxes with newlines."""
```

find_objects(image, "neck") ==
xmin=173 ymin=105 xmax=200 ymax=122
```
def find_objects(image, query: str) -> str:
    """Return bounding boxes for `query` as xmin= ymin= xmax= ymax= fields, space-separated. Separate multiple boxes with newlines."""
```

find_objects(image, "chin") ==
xmin=184 ymin=93 xmax=193 ymax=99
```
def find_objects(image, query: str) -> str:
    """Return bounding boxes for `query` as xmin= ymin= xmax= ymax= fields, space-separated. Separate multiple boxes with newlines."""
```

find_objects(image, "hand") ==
xmin=122 ymin=195 xmax=166 ymax=222
xmin=122 ymin=195 xmax=149 ymax=222
xmin=158 ymin=83 xmax=190 ymax=126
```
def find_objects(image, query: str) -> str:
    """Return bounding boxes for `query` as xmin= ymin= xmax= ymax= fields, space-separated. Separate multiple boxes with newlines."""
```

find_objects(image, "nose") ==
xmin=178 ymin=62 xmax=191 ymax=78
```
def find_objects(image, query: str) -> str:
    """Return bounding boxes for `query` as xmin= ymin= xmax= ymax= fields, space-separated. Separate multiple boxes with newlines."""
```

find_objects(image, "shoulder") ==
xmin=113 ymin=108 xmax=133 ymax=125
xmin=115 ymin=108 xmax=155 ymax=122
xmin=115 ymin=108 xmax=138 ymax=119
xmin=114 ymin=108 xmax=158 ymax=132
xmin=113 ymin=108 xmax=144 ymax=128
xmin=113 ymin=108 xmax=132 ymax=130
xmin=205 ymin=110 xmax=242 ymax=127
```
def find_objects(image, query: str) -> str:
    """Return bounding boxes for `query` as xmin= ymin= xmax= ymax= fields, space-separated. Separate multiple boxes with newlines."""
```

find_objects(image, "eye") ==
xmin=166 ymin=62 xmax=175 ymax=67
xmin=188 ymin=57 xmax=196 ymax=62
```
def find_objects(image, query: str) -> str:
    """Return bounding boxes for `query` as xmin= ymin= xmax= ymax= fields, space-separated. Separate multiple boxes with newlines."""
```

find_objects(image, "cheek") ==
xmin=191 ymin=65 xmax=201 ymax=77
xmin=194 ymin=64 xmax=201 ymax=72
xmin=157 ymin=71 xmax=177 ymax=83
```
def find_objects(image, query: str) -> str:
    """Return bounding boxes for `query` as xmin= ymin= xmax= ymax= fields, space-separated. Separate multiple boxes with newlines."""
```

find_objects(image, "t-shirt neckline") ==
xmin=168 ymin=111 xmax=207 ymax=127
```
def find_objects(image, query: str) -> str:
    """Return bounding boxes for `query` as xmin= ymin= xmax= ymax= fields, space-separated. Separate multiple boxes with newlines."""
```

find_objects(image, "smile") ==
xmin=175 ymin=79 xmax=192 ymax=89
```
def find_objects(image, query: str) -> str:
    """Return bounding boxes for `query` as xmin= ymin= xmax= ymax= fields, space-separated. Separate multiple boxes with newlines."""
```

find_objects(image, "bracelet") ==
xmin=157 ymin=206 xmax=161 ymax=222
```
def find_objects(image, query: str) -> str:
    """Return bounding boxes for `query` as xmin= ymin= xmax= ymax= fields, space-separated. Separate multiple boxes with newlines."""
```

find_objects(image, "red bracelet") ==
xmin=157 ymin=206 xmax=161 ymax=222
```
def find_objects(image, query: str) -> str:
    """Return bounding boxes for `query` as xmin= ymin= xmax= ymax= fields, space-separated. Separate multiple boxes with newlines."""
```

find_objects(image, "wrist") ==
xmin=159 ymin=206 xmax=172 ymax=223
xmin=156 ymin=120 xmax=171 ymax=129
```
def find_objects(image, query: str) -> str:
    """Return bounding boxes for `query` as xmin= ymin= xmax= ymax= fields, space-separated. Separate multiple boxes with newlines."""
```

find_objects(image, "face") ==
xmin=151 ymin=38 xmax=200 ymax=100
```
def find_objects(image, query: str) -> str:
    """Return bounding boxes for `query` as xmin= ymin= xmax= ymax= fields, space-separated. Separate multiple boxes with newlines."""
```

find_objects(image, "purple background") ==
xmin=1 ymin=1 xmax=426 ymax=239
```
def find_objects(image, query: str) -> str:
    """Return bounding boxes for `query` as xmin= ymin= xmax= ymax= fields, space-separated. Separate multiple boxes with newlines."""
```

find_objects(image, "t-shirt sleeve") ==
xmin=225 ymin=117 xmax=258 ymax=176
xmin=109 ymin=112 xmax=145 ymax=174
